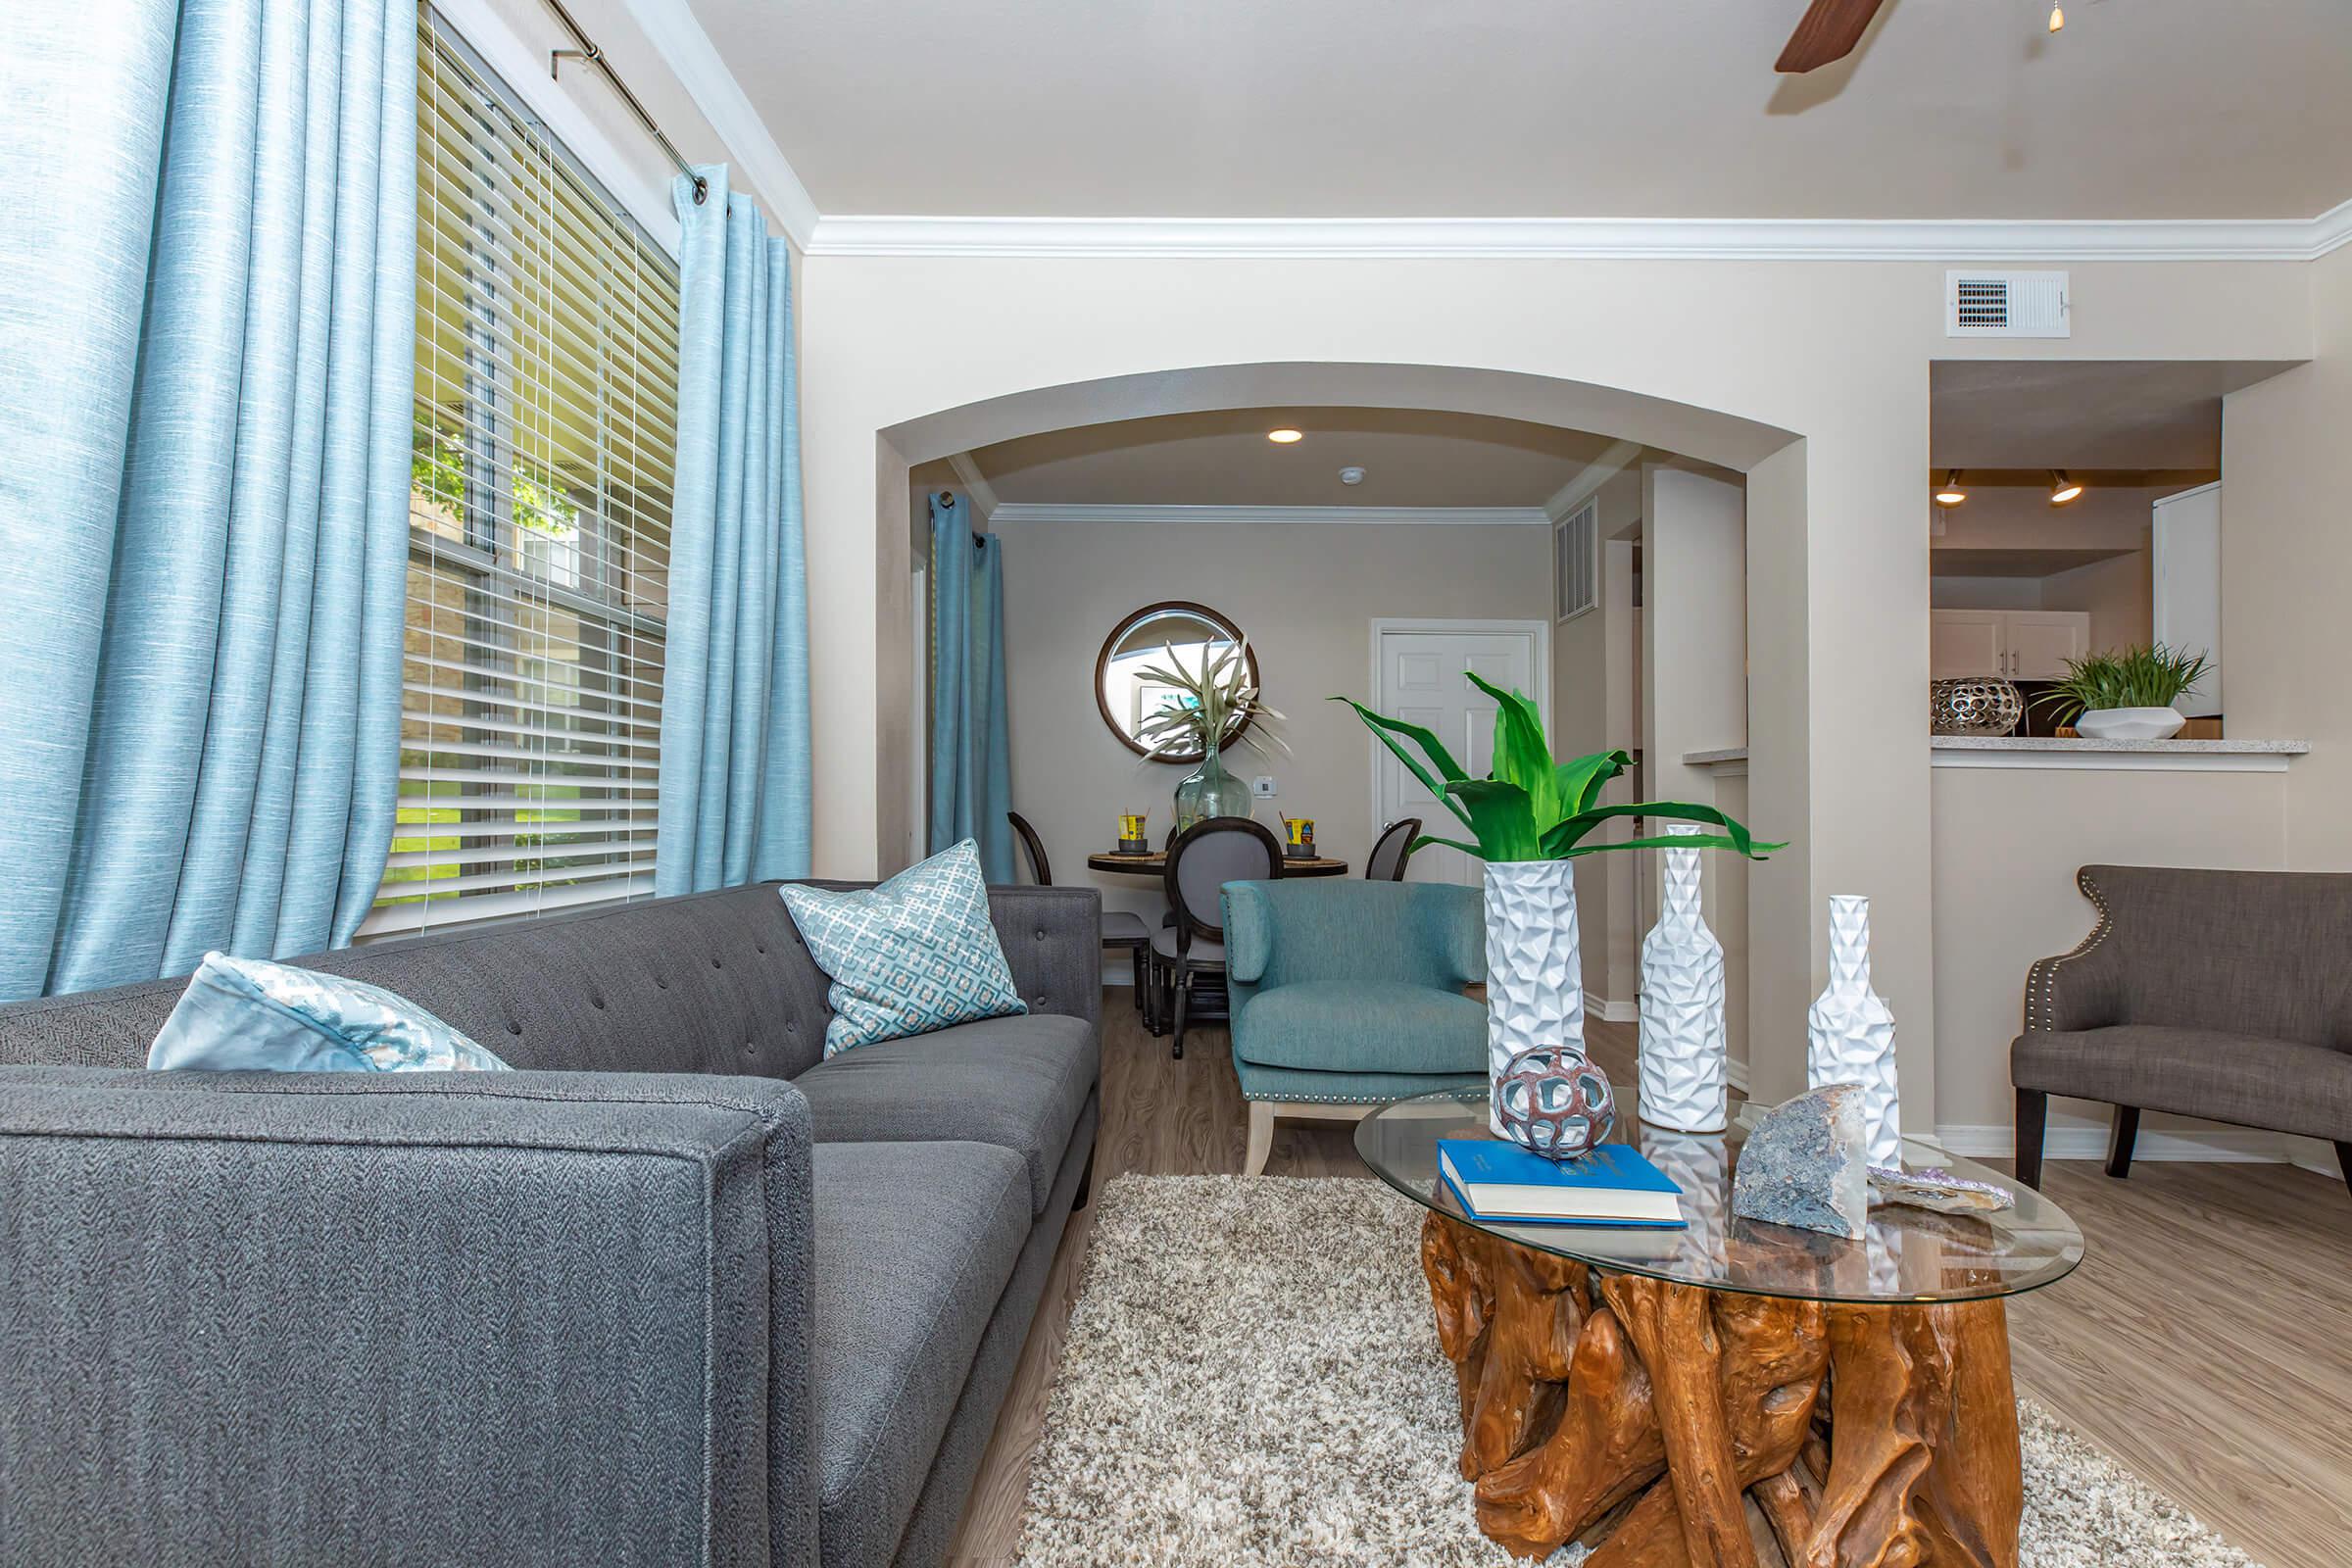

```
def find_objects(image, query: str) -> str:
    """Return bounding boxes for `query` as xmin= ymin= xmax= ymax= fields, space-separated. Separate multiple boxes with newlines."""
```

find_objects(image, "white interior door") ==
xmin=1372 ymin=622 xmax=1546 ymax=886
xmin=2153 ymin=482 xmax=2223 ymax=716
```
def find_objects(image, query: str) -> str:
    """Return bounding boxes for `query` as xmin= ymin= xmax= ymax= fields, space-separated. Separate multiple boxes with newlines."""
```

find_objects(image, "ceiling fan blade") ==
xmin=1775 ymin=0 xmax=1888 ymax=73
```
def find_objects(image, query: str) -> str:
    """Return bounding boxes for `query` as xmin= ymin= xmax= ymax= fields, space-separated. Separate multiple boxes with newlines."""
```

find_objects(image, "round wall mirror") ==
xmin=1095 ymin=601 xmax=1257 ymax=762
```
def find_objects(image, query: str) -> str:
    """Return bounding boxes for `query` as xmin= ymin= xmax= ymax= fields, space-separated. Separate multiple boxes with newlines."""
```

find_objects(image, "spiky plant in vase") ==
xmin=1339 ymin=673 xmax=1782 ymax=1138
xmin=1135 ymin=639 xmax=1287 ymax=830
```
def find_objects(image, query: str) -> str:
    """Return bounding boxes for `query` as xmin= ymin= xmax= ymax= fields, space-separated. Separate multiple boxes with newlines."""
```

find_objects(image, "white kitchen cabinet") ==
xmin=1930 ymin=609 xmax=2089 ymax=679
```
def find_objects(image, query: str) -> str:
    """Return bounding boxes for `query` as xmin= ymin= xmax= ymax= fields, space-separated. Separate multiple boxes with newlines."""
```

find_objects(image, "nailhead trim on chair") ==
xmin=2024 ymin=867 xmax=2114 ymax=1035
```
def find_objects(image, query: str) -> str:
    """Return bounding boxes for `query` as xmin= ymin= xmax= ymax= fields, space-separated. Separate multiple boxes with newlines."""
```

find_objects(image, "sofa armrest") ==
xmin=0 ymin=1065 xmax=818 ymax=1568
xmin=987 ymin=885 xmax=1103 ymax=1038
xmin=2022 ymin=868 xmax=2130 ymax=1036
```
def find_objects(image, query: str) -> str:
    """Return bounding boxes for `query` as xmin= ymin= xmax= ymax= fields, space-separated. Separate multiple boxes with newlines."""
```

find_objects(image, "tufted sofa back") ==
xmin=0 ymin=882 xmax=1102 ymax=1081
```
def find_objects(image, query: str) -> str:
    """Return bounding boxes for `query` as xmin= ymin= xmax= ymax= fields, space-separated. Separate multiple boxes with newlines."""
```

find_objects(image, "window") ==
xmin=368 ymin=12 xmax=680 ymax=937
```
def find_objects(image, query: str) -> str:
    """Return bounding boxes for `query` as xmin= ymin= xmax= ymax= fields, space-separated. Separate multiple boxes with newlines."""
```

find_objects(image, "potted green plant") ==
xmin=1338 ymin=674 xmax=1781 ymax=1135
xmin=1136 ymin=639 xmax=1286 ymax=829
xmin=2033 ymin=642 xmax=2211 ymax=741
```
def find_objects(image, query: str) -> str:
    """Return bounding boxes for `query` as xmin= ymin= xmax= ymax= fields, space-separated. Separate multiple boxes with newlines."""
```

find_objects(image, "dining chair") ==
xmin=1365 ymin=817 xmax=1422 ymax=882
xmin=1159 ymin=816 xmax=1285 ymax=1059
xmin=1008 ymin=810 xmax=1153 ymax=1026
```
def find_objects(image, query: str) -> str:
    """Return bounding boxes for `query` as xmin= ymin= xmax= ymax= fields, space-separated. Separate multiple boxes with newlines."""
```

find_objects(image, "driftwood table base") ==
xmin=1420 ymin=1212 xmax=2023 ymax=1568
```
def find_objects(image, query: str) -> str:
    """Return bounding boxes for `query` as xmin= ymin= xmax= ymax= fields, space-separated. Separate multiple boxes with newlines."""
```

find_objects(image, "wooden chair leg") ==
xmin=2014 ymin=1088 xmax=2048 ymax=1190
xmin=1244 ymin=1101 xmax=1275 ymax=1177
xmin=1171 ymin=965 xmax=1191 ymax=1059
xmin=2105 ymin=1104 xmax=2141 ymax=1180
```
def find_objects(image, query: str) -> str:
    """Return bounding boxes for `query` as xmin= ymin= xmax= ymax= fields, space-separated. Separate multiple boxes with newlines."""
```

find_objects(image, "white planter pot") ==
xmin=2073 ymin=706 xmax=2185 ymax=741
xmin=1638 ymin=824 xmax=1728 ymax=1133
xmin=1482 ymin=859 xmax=1585 ymax=1138
xmin=1806 ymin=895 xmax=1902 ymax=1169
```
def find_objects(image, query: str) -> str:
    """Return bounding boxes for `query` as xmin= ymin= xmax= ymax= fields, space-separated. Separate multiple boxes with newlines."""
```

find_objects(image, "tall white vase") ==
xmin=1482 ymin=858 xmax=1585 ymax=1138
xmin=1638 ymin=824 xmax=1728 ymax=1133
xmin=1806 ymin=895 xmax=1902 ymax=1169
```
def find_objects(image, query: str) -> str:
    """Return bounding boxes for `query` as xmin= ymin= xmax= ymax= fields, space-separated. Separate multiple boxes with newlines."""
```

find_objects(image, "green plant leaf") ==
xmin=1554 ymin=750 xmax=1631 ymax=815
xmin=1444 ymin=778 xmax=1542 ymax=860
xmin=1409 ymin=833 xmax=1487 ymax=858
xmin=1462 ymin=671 xmax=1562 ymax=828
xmin=1543 ymin=801 xmax=1780 ymax=859
xmin=1563 ymin=832 xmax=1781 ymax=858
xmin=1331 ymin=698 xmax=1474 ymax=830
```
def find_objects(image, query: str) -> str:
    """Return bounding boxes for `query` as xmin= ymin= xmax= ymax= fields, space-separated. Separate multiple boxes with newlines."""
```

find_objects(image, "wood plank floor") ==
xmin=946 ymin=995 xmax=2352 ymax=1568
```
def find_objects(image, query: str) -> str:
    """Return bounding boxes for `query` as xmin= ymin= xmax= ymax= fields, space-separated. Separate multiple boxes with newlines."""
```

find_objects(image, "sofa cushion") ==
xmin=809 ymin=1139 xmax=1029 ymax=1568
xmin=1232 ymin=980 xmax=1487 ymax=1076
xmin=2013 ymin=1024 xmax=2352 ymax=1141
xmin=794 ymin=1013 xmax=1095 ymax=1218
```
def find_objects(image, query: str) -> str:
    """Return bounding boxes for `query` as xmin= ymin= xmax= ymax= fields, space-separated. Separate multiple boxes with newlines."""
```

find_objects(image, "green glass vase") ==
xmin=1173 ymin=737 xmax=1253 ymax=832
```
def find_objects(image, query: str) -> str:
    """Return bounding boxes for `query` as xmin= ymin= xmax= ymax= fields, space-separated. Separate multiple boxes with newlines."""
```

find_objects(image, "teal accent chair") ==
xmin=1220 ymin=879 xmax=1488 ymax=1175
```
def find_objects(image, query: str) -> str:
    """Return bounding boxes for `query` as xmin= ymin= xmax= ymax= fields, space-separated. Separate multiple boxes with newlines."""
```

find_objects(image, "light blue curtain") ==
xmin=927 ymin=494 xmax=1014 ymax=882
xmin=0 ymin=0 xmax=416 ymax=1002
xmin=656 ymin=167 xmax=811 ymax=894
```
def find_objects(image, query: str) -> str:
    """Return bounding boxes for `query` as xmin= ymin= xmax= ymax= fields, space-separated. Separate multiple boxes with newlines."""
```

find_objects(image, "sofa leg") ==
xmin=2335 ymin=1142 xmax=2352 ymax=1203
xmin=1072 ymin=1147 xmax=1096 ymax=1211
xmin=2105 ymin=1104 xmax=2141 ymax=1180
xmin=2014 ymin=1089 xmax=2048 ymax=1191
xmin=1244 ymin=1102 xmax=1275 ymax=1177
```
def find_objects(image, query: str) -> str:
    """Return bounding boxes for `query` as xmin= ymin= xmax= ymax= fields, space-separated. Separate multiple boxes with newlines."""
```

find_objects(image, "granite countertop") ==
xmin=1929 ymin=736 xmax=2309 ymax=755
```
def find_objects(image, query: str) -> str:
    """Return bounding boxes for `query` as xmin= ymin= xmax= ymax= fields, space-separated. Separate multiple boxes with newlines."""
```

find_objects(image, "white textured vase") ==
xmin=1638 ymin=824 xmax=1729 ymax=1133
xmin=1638 ymin=1124 xmax=1730 ymax=1257
xmin=1806 ymin=895 xmax=1902 ymax=1169
xmin=1482 ymin=858 xmax=1585 ymax=1138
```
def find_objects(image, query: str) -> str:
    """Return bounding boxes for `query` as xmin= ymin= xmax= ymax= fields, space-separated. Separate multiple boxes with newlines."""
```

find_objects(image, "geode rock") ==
xmin=1732 ymin=1085 xmax=1870 ymax=1239
xmin=1868 ymin=1165 xmax=2015 ymax=1215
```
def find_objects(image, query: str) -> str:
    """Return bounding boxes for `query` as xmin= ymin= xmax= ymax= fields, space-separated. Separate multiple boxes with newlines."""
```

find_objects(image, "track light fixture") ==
xmin=2048 ymin=469 xmax=2083 ymax=506
xmin=1934 ymin=470 xmax=1968 ymax=507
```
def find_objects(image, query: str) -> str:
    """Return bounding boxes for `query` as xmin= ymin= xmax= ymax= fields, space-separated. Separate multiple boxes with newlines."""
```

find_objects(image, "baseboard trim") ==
xmin=1588 ymin=995 xmax=1638 ymax=1024
xmin=1936 ymin=1120 xmax=2309 ymax=1165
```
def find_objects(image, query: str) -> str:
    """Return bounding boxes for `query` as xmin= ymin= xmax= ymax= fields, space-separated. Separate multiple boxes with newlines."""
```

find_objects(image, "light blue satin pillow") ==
xmin=147 ymin=952 xmax=510 ymax=1073
xmin=779 ymin=839 xmax=1027 ymax=1056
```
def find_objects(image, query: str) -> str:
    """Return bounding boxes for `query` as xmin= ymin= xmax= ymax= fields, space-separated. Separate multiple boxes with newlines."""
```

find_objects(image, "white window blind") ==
xmin=368 ymin=11 xmax=679 ymax=938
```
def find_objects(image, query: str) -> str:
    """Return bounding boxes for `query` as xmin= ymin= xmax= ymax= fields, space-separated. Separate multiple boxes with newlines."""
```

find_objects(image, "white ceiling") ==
xmin=1929 ymin=360 xmax=2294 ymax=469
xmin=689 ymin=0 xmax=2352 ymax=221
xmin=936 ymin=408 xmax=1623 ymax=509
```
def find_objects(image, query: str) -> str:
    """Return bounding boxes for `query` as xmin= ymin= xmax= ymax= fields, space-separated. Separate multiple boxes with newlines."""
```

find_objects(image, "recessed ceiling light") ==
xmin=1338 ymin=466 xmax=1366 ymax=486
xmin=1266 ymin=428 xmax=1303 ymax=445
xmin=2048 ymin=469 xmax=2083 ymax=505
xmin=1934 ymin=469 xmax=1968 ymax=507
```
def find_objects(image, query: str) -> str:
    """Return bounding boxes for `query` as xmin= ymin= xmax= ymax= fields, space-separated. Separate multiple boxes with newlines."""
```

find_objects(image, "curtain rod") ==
xmin=539 ymin=0 xmax=709 ymax=205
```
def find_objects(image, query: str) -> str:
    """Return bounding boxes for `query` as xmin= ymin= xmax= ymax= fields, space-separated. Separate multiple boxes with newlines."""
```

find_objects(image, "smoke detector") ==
xmin=1338 ymin=466 xmax=1367 ymax=486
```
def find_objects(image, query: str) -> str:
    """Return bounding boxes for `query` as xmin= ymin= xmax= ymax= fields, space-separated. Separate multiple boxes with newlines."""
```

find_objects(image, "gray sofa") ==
xmin=0 ymin=879 xmax=1102 ymax=1568
xmin=2012 ymin=863 xmax=2352 ymax=1198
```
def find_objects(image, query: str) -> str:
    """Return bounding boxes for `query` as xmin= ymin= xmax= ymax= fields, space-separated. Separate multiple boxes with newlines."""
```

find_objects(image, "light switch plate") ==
xmin=1251 ymin=775 xmax=1278 ymax=798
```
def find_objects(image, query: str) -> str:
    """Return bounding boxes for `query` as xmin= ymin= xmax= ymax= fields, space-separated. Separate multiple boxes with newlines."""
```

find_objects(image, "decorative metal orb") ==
xmin=1930 ymin=678 xmax=2025 ymax=737
xmin=1494 ymin=1045 xmax=1616 ymax=1160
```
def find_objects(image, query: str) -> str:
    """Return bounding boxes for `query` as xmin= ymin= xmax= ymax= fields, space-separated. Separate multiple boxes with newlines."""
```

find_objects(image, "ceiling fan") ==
xmin=1775 ymin=0 xmax=1889 ymax=73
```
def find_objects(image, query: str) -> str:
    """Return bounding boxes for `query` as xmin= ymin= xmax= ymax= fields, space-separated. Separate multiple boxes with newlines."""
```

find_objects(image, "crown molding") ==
xmin=805 ymin=204 xmax=2352 ymax=263
xmin=618 ymin=0 xmax=820 ymax=250
xmin=945 ymin=453 xmax=1000 ymax=517
xmin=987 ymin=504 xmax=1552 ymax=527
xmin=1544 ymin=439 xmax=1644 ymax=522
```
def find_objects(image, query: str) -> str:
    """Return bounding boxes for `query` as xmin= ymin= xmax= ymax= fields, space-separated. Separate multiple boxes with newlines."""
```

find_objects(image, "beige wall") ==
xmin=802 ymin=251 xmax=2316 ymax=1134
xmin=2040 ymin=551 xmax=2155 ymax=654
xmin=1929 ymin=761 xmax=2288 ymax=1138
xmin=1551 ymin=469 xmax=1642 ymax=1006
xmin=993 ymin=518 xmax=1551 ymax=937
xmin=2226 ymin=244 xmax=2352 ymax=868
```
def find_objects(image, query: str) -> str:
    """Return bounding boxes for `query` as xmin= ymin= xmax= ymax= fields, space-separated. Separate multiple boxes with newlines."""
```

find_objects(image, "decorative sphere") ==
xmin=1494 ymin=1046 xmax=1616 ymax=1160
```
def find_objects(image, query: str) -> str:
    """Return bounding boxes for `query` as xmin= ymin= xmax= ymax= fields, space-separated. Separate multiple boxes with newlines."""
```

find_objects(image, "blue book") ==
xmin=1437 ymin=1139 xmax=1686 ymax=1228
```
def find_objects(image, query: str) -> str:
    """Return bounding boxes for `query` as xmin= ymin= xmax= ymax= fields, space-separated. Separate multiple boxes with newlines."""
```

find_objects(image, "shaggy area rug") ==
xmin=1013 ymin=1175 xmax=2263 ymax=1568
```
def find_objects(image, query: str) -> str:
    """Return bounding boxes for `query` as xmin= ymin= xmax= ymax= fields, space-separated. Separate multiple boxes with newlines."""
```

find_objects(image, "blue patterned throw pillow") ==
xmin=147 ymin=952 xmax=510 ymax=1073
xmin=779 ymin=839 xmax=1027 ymax=1056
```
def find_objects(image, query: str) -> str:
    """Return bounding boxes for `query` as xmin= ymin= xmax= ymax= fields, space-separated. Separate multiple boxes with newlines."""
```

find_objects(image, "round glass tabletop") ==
xmin=1354 ymin=1089 xmax=2083 ymax=1304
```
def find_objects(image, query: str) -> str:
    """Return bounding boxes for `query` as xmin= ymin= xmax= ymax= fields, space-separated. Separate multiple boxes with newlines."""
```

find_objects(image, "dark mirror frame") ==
xmin=1094 ymin=600 xmax=1257 ymax=763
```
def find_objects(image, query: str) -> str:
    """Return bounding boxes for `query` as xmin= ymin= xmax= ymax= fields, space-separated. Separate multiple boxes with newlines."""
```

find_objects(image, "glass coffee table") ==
xmin=1356 ymin=1088 xmax=2083 ymax=1566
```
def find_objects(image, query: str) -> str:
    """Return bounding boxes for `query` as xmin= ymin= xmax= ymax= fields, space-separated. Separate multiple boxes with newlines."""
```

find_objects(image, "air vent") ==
xmin=1553 ymin=499 xmax=1597 ymax=622
xmin=1945 ymin=270 xmax=2070 ymax=338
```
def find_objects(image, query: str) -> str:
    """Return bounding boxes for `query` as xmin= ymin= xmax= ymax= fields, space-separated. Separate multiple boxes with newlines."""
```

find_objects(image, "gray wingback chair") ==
xmin=2011 ymin=864 xmax=2352 ymax=1199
